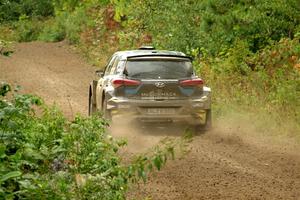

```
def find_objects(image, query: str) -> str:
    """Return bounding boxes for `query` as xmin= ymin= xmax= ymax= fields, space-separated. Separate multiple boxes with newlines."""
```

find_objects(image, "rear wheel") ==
xmin=88 ymin=90 xmax=96 ymax=116
xmin=194 ymin=109 xmax=212 ymax=134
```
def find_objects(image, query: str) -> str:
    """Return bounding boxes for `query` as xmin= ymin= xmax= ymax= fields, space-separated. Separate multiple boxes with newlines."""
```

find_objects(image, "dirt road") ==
xmin=0 ymin=41 xmax=95 ymax=118
xmin=1 ymin=42 xmax=299 ymax=200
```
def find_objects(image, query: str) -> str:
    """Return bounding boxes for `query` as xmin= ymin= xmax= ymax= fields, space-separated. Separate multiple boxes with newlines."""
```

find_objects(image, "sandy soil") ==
xmin=0 ymin=41 xmax=95 ymax=118
xmin=1 ymin=42 xmax=299 ymax=200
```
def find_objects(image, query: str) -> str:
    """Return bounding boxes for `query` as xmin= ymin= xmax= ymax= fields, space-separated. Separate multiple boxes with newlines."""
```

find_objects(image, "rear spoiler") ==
xmin=126 ymin=54 xmax=193 ymax=61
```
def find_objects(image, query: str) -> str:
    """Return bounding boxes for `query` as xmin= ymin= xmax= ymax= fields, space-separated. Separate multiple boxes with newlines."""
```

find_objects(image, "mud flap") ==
xmin=194 ymin=109 xmax=212 ymax=134
xmin=89 ymin=80 xmax=98 ymax=115
xmin=91 ymin=80 xmax=97 ymax=104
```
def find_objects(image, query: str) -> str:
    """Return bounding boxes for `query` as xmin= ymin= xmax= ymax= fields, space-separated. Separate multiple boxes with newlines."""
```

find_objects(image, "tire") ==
xmin=88 ymin=90 xmax=96 ymax=116
xmin=102 ymin=96 xmax=112 ymax=121
xmin=194 ymin=109 xmax=212 ymax=134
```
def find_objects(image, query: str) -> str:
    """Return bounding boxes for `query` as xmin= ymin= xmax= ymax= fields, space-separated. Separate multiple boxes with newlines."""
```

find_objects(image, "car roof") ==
xmin=113 ymin=50 xmax=191 ymax=60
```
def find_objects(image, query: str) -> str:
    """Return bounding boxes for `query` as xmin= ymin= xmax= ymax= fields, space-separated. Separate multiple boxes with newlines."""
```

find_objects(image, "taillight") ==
xmin=180 ymin=79 xmax=204 ymax=86
xmin=112 ymin=78 xmax=141 ymax=88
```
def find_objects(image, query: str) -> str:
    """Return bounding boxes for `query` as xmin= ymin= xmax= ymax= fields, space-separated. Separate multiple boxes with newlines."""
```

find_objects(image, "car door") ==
xmin=96 ymin=55 xmax=118 ymax=110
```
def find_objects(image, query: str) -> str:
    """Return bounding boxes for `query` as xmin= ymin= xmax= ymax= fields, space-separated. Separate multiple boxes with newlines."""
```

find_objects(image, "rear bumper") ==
xmin=106 ymin=94 xmax=211 ymax=125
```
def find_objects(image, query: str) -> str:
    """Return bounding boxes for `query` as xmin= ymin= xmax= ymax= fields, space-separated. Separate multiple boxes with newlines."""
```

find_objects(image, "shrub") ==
xmin=197 ymin=37 xmax=300 ymax=135
xmin=13 ymin=16 xmax=44 ymax=42
xmin=38 ymin=5 xmax=90 ymax=44
xmin=0 ymin=40 xmax=13 ymax=56
xmin=38 ymin=19 xmax=65 ymax=42
xmin=0 ymin=83 xmax=185 ymax=199
xmin=0 ymin=0 xmax=54 ymax=22
xmin=63 ymin=7 xmax=89 ymax=44
xmin=113 ymin=0 xmax=300 ymax=56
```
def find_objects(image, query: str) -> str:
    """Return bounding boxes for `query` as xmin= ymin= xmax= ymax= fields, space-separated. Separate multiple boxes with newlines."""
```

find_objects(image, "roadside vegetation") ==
xmin=1 ymin=0 xmax=300 ymax=198
xmin=0 ymin=83 xmax=190 ymax=199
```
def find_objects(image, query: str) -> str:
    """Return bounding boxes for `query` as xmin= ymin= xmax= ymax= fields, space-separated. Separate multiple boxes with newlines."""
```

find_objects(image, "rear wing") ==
xmin=126 ymin=54 xmax=193 ymax=61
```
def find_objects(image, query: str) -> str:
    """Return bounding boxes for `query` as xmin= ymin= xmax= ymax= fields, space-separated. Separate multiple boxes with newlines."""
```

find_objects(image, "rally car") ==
xmin=88 ymin=46 xmax=211 ymax=132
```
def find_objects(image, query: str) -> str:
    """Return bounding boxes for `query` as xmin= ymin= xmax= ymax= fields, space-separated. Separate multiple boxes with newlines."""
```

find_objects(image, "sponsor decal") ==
xmin=141 ymin=90 xmax=177 ymax=97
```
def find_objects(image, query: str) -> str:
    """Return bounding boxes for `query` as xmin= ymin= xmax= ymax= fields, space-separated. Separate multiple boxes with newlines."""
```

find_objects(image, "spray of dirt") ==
xmin=109 ymin=114 xmax=189 ymax=155
xmin=212 ymin=110 xmax=300 ymax=153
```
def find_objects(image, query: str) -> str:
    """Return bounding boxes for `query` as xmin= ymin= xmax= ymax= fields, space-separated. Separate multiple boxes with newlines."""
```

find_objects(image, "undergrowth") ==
xmin=0 ymin=83 xmax=191 ymax=199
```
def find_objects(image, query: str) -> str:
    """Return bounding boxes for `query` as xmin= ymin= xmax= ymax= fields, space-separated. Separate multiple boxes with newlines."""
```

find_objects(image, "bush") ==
xmin=197 ymin=37 xmax=300 ymax=135
xmin=38 ymin=5 xmax=90 ymax=44
xmin=13 ymin=16 xmax=44 ymax=42
xmin=38 ymin=19 xmax=65 ymax=42
xmin=0 ymin=39 xmax=13 ymax=56
xmin=64 ymin=7 xmax=90 ymax=44
xmin=0 ymin=83 xmax=185 ymax=199
xmin=0 ymin=0 xmax=54 ymax=22
xmin=113 ymin=0 xmax=300 ymax=56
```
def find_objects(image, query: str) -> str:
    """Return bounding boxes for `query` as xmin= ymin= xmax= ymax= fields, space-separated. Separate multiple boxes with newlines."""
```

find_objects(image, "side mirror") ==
xmin=95 ymin=70 xmax=104 ymax=77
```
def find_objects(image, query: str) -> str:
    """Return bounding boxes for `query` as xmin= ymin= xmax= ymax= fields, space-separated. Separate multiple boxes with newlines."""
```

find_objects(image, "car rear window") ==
xmin=125 ymin=59 xmax=193 ymax=79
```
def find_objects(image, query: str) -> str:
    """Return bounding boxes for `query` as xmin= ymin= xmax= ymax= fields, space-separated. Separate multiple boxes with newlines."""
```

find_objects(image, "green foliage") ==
xmin=0 ymin=40 xmax=13 ymax=56
xmin=113 ymin=0 xmax=202 ymax=52
xmin=0 ymin=0 xmax=94 ymax=44
xmin=0 ymin=83 xmax=186 ymax=199
xmin=52 ymin=0 xmax=82 ymax=12
xmin=2 ymin=0 xmax=300 ymax=56
xmin=63 ymin=6 xmax=90 ymax=44
xmin=33 ymin=2 xmax=91 ymax=44
xmin=0 ymin=0 xmax=54 ymax=22
xmin=12 ymin=16 xmax=44 ymax=42
xmin=200 ymin=0 xmax=300 ymax=54
xmin=38 ymin=19 xmax=66 ymax=42
xmin=198 ymin=37 xmax=300 ymax=134
xmin=113 ymin=0 xmax=300 ymax=56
